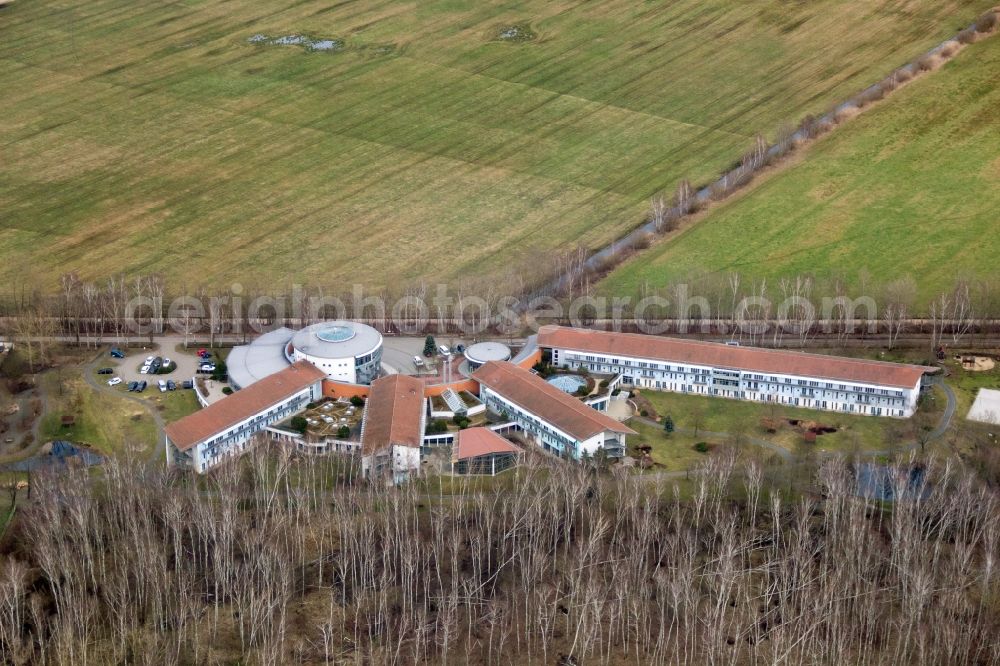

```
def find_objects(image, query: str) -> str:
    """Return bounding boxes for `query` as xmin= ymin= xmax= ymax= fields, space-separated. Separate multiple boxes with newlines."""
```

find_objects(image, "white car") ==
xmin=158 ymin=380 xmax=167 ymax=392
xmin=107 ymin=377 xmax=122 ymax=387
xmin=145 ymin=356 xmax=154 ymax=363
xmin=162 ymin=358 xmax=172 ymax=368
xmin=140 ymin=365 xmax=150 ymax=374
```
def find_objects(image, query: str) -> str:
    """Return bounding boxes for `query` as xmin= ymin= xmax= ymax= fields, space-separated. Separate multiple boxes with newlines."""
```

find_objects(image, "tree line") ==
xmin=0 ymin=446 xmax=997 ymax=664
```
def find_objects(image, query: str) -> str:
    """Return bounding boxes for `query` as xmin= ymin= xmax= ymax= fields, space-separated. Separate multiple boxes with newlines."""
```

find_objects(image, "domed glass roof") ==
xmin=315 ymin=325 xmax=356 ymax=343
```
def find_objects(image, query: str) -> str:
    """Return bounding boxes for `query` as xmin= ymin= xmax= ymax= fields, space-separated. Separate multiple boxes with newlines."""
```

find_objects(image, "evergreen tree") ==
xmin=423 ymin=334 xmax=437 ymax=357
xmin=663 ymin=415 xmax=675 ymax=436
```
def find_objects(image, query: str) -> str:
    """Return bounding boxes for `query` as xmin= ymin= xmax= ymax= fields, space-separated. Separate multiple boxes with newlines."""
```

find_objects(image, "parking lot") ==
xmin=100 ymin=344 xmax=211 ymax=388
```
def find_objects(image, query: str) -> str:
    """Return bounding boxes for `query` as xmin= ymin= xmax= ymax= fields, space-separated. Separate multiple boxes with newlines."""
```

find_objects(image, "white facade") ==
xmin=288 ymin=322 xmax=383 ymax=385
xmin=478 ymin=385 xmax=626 ymax=459
xmin=166 ymin=381 xmax=322 ymax=473
xmin=547 ymin=347 xmax=921 ymax=418
xmin=361 ymin=444 xmax=422 ymax=484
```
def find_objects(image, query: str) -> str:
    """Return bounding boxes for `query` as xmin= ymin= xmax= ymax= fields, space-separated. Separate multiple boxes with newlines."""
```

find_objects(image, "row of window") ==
xmin=564 ymin=353 xmax=907 ymax=399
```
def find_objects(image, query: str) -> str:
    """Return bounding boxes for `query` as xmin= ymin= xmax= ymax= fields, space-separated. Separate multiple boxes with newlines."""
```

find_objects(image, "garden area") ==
xmin=281 ymin=397 xmax=364 ymax=441
xmin=631 ymin=386 xmax=946 ymax=457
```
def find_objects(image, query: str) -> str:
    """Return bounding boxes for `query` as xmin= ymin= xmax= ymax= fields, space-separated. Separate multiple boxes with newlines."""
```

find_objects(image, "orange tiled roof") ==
xmin=454 ymin=427 xmax=522 ymax=462
xmin=473 ymin=361 xmax=635 ymax=441
xmin=165 ymin=360 xmax=325 ymax=451
xmin=361 ymin=374 xmax=425 ymax=455
xmin=538 ymin=326 xmax=928 ymax=389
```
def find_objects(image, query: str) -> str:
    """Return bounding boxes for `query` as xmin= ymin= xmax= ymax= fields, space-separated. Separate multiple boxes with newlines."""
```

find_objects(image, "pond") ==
xmin=248 ymin=34 xmax=344 ymax=52
xmin=547 ymin=374 xmax=586 ymax=394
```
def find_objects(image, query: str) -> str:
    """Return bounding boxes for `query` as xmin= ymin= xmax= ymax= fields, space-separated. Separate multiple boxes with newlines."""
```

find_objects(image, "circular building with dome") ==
xmin=287 ymin=321 xmax=383 ymax=385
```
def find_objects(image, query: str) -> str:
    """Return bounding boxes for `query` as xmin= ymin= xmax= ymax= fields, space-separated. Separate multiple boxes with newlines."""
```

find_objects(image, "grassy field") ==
xmin=600 ymin=32 xmax=1000 ymax=305
xmin=0 ymin=0 xmax=989 ymax=291
xmin=39 ymin=370 xmax=158 ymax=457
xmin=632 ymin=386 xmax=944 ymax=457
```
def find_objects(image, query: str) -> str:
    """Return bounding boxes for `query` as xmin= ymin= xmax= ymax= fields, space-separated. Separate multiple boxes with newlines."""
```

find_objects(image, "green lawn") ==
xmin=634 ymin=387 xmax=939 ymax=456
xmin=627 ymin=419 xmax=722 ymax=472
xmin=0 ymin=0 xmax=989 ymax=291
xmin=600 ymin=33 xmax=1000 ymax=306
xmin=39 ymin=370 xmax=158 ymax=457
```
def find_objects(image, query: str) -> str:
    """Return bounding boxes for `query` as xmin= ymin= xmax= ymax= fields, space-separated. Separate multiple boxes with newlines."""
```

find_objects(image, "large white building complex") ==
xmin=473 ymin=361 xmax=635 ymax=459
xmin=165 ymin=361 xmax=326 ymax=472
xmin=538 ymin=326 xmax=929 ymax=418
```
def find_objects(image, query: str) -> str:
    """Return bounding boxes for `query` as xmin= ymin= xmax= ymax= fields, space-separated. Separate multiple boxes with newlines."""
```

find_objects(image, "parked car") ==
xmin=137 ymin=380 xmax=147 ymax=392
xmin=167 ymin=380 xmax=176 ymax=391
xmin=455 ymin=344 xmax=466 ymax=354
xmin=438 ymin=345 xmax=451 ymax=357
xmin=140 ymin=365 xmax=150 ymax=375
xmin=145 ymin=356 xmax=155 ymax=363
xmin=97 ymin=367 xmax=114 ymax=375
xmin=127 ymin=381 xmax=139 ymax=392
xmin=158 ymin=380 xmax=167 ymax=392
xmin=413 ymin=355 xmax=424 ymax=367
xmin=107 ymin=377 xmax=122 ymax=387
xmin=182 ymin=380 xmax=193 ymax=389
xmin=110 ymin=348 xmax=125 ymax=358
xmin=199 ymin=364 xmax=216 ymax=373
xmin=162 ymin=358 xmax=172 ymax=368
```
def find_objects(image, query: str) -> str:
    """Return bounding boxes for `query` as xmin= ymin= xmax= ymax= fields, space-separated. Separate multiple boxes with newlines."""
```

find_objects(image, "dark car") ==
xmin=137 ymin=380 xmax=147 ymax=392
xmin=166 ymin=380 xmax=176 ymax=391
xmin=110 ymin=348 xmax=125 ymax=358
xmin=97 ymin=367 xmax=114 ymax=375
xmin=127 ymin=381 xmax=139 ymax=392
xmin=182 ymin=380 xmax=193 ymax=389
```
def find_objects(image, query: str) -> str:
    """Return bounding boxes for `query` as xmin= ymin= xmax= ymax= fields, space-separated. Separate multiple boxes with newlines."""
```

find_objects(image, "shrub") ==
xmin=306 ymin=402 xmax=317 ymax=410
xmin=939 ymin=41 xmax=959 ymax=57
xmin=956 ymin=28 xmax=977 ymax=45
xmin=290 ymin=416 xmax=308 ymax=434
xmin=350 ymin=395 xmax=364 ymax=407
xmin=694 ymin=442 xmax=709 ymax=453
xmin=975 ymin=10 xmax=997 ymax=33
xmin=210 ymin=360 xmax=228 ymax=382
xmin=915 ymin=54 xmax=936 ymax=72
xmin=337 ymin=425 xmax=351 ymax=439
xmin=895 ymin=67 xmax=913 ymax=83
xmin=222 ymin=387 xmax=233 ymax=395
xmin=431 ymin=419 xmax=448 ymax=434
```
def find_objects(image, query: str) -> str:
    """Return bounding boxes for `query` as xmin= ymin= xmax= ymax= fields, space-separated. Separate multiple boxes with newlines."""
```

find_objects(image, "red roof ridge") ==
xmin=454 ymin=427 xmax=522 ymax=461
xmin=361 ymin=374 xmax=425 ymax=455
xmin=538 ymin=325 xmax=929 ymax=388
xmin=473 ymin=361 xmax=636 ymax=441
xmin=165 ymin=360 xmax=325 ymax=451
